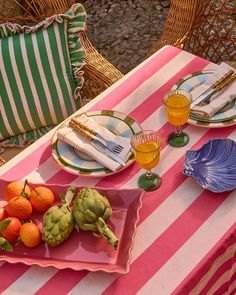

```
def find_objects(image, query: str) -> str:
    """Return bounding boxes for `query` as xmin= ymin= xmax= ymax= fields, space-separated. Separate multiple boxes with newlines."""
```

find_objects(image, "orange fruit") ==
xmin=19 ymin=222 xmax=41 ymax=248
xmin=6 ymin=197 xmax=32 ymax=219
xmin=0 ymin=206 xmax=8 ymax=221
xmin=4 ymin=181 xmax=31 ymax=202
xmin=29 ymin=186 xmax=54 ymax=212
xmin=1 ymin=217 xmax=22 ymax=242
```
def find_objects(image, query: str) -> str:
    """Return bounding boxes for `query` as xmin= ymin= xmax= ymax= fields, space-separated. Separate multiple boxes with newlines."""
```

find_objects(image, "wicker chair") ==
xmin=0 ymin=0 xmax=123 ymax=165
xmin=149 ymin=0 xmax=236 ymax=67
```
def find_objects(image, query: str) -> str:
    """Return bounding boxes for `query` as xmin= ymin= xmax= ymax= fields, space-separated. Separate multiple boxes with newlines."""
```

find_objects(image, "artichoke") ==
xmin=72 ymin=188 xmax=118 ymax=249
xmin=42 ymin=186 xmax=76 ymax=246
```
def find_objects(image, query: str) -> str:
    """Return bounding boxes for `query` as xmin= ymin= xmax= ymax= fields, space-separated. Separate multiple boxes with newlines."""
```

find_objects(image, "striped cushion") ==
xmin=0 ymin=4 xmax=86 ymax=151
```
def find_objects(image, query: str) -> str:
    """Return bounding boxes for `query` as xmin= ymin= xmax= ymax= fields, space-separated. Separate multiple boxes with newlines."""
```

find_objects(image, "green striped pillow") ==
xmin=0 ymin=4 xmax=86 ymax=151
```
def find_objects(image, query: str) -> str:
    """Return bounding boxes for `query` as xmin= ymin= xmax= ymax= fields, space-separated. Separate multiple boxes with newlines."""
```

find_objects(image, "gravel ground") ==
xmin=82 ymin=0 xmax=169 ymax=74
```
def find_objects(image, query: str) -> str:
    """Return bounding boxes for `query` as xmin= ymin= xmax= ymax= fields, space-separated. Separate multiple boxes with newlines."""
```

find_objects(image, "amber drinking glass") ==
xmin=131 ymin=130 xmax=162 ymax=191
xmin=163 ymin=90 xmax=192 ymax=147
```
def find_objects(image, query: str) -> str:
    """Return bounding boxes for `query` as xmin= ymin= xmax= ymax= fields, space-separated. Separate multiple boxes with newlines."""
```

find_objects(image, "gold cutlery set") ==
xmin=69 ymin=118 xmax=126 ymax=166
xmin=191 ymin=69 xmax=236 ymax=107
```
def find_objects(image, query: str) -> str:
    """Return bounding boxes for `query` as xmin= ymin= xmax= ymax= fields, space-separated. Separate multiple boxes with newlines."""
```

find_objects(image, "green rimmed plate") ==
xmin=172 ymin=71 xmax=236 ymax=128
xmin=51 ymin=110 xmax=142 ymax=177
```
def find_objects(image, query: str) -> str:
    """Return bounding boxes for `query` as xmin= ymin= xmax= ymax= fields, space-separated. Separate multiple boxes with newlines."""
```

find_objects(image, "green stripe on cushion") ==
xmin=35 ymin=28 xmax=64 ymax=123
xmin=13 ymin=34 xmax=42 ymax=128
xmin=2 ymin=37 xmax=32 ymax=132
xmin=0 ymin=71 xmax=20 ymax=137
xmin=25 ymin=34 xmax=54 ymax=125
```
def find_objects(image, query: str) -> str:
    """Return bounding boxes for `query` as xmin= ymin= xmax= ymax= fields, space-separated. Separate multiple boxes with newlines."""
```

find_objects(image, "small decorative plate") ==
xmin=51 ymin=110 xmax=142 ymax=177
xmin=0 ymin=181 xmax=144 ymax=274
xmin=183 ymin=138 xmax=236 ymax=193
xmin=172 ymin=71 xmax=236 ymax=128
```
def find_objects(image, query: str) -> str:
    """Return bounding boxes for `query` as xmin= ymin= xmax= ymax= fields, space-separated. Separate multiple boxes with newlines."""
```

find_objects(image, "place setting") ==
xmin=172 ymin=64 xmax=236 ymax=128
xmin=51 ymin=110 xmax=142 ymax=177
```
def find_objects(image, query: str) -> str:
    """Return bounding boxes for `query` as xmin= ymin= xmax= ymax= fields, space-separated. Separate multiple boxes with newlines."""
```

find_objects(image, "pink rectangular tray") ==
xmin=0 ymin=181 xmax=144 ymax=274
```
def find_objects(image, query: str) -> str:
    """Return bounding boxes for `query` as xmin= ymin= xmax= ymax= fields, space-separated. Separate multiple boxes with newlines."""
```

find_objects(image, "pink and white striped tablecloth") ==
xmin=0 ymin=45 xmax=236 ymax=295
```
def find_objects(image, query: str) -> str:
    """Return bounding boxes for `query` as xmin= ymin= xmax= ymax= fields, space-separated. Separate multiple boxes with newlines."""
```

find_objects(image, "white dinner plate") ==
xmin=172 ymin=70 xmax=236 ymax=128
xmin=51 ymin=110 xmax=142 ymax=177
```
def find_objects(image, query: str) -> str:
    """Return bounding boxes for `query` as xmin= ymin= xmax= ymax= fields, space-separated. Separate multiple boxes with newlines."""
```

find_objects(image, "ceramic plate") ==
xmin=0 ymin=181 xmax=144 ymax=274
xmin=51 ymin=110 xmax=142 ymax=177
xmin=172 ymin=71 xmax=236 ymax=128
xmin=183 ymin=138 xmax=236 ymax=193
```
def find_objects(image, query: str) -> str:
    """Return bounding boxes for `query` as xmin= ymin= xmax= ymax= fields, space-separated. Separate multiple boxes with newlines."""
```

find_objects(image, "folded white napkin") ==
xmin=191 ymin=93 xmax=236 ymax=119
xmin=57 ymin=114 xmax=132 ymax=172
xmin=190 ymin=65 xmax=236 ymax=119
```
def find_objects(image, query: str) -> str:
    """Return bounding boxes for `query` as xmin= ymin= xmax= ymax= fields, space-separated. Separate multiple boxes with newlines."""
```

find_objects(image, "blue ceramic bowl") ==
xmin=183 ymin=138 xmax=236 ymax=193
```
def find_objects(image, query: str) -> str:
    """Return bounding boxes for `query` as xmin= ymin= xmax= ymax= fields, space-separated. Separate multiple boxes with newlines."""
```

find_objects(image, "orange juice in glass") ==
xmin=131 ymin=131 xmax=162 ymax=191
xmin=163 ymin=90 xmax=192 ymax=147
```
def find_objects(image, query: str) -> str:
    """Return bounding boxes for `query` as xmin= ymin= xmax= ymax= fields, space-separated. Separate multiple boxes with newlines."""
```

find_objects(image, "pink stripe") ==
xmin=35 ymin=269 xmax=88 ymax=295
xmin=229 ymin=280 xmax=236 ymax=295
xmin=0 ymin=263 xmax=29 ymax=292
xmin=1 ymin=142 xmax=52 ymax=180
xmin=46 ymin=170 xmax=78 ymax=185
xmin=173 ymin=224 xmax=236 ymax=294
xmin=129 ymin=57 xmax=209 ymax=122
xmin=89 ymin=46 xmax=182 ymax=112
xmin=102 ymin=190 xmax=232 ymax=295
xmin=213 ymin=271 xmax=236 ymax=295
xmin=202 ymin=257 xmax=236 ymax=295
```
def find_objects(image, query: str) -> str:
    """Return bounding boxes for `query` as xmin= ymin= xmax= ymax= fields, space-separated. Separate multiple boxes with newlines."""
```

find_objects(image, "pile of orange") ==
xmin=0 ymin=181 xmax=55 ymax=248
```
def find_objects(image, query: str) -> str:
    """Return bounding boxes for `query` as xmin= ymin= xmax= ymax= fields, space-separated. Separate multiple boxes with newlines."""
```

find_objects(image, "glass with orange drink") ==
xmin=163 ymin=90 xmax=192 ymax=147
xmin=131 ymin=130 xmax=162 ymax=191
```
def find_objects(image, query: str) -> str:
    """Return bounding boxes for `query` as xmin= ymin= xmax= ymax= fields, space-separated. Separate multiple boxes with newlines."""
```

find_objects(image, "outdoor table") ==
xmin=0 ymin=45 xmax=236 ymax=295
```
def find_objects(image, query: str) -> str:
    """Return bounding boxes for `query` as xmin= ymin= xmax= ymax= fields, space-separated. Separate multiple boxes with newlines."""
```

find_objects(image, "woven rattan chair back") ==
xmin=149 ymin=0 xmax=236 ymax=64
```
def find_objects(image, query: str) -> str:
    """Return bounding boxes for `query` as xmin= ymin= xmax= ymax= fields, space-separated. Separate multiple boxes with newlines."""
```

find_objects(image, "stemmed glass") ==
xmin=131 ymin=130 xmax=162 ymax=191
xmin=163 ymin=90 xmax=192 ymax=147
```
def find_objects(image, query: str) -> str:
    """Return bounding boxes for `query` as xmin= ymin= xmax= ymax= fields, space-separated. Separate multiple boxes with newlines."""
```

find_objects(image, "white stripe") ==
xmin=20 ymin=34 xmax=47 ymax=126
xmin=69 ymin=130 xmax=236 ymax=294
xmin=8 ymin=37 xmax=36 ymax=131
xmin=115 ymin=51 xmax=195 ymax=113
xmin=43 ymin=26 xmax=69 ymax=119
xmin=31 ymin=33 xmax=58 ymax=124
xmin=0 ymin=40 xmax=25 ymax=134
xmin=55 ymin=23 xmax=77 ymax=112
xmin=1 ymin=265 xmax=57 ymax=295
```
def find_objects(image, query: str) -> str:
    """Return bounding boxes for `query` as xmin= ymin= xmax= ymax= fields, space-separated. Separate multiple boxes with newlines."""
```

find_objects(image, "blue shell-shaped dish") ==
xmin=183 ymin=138 xmax=236 ymax=193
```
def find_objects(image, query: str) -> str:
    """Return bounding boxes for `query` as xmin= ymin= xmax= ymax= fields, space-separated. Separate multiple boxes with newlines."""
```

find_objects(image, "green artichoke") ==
xmin=72 ymin=188 xmax=118 ymax=249
xmin=42 ymin=186 xmax=76 ymax=246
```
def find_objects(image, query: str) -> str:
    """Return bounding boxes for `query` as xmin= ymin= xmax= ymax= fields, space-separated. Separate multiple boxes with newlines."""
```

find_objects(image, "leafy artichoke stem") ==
xmin=96 ymin=217 xmax=118 ymax=250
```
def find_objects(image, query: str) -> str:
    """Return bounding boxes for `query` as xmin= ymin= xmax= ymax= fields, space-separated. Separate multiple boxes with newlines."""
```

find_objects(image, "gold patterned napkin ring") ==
xmin=212 ymin=70 xmax=234 ymax=89
xmin=216 ymin=72 xmax=236 ymax=92
xmin=69 ymin=120 xmax=93 ymax=142
xmin=70 ymin=118 xmax=96 ymax=136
